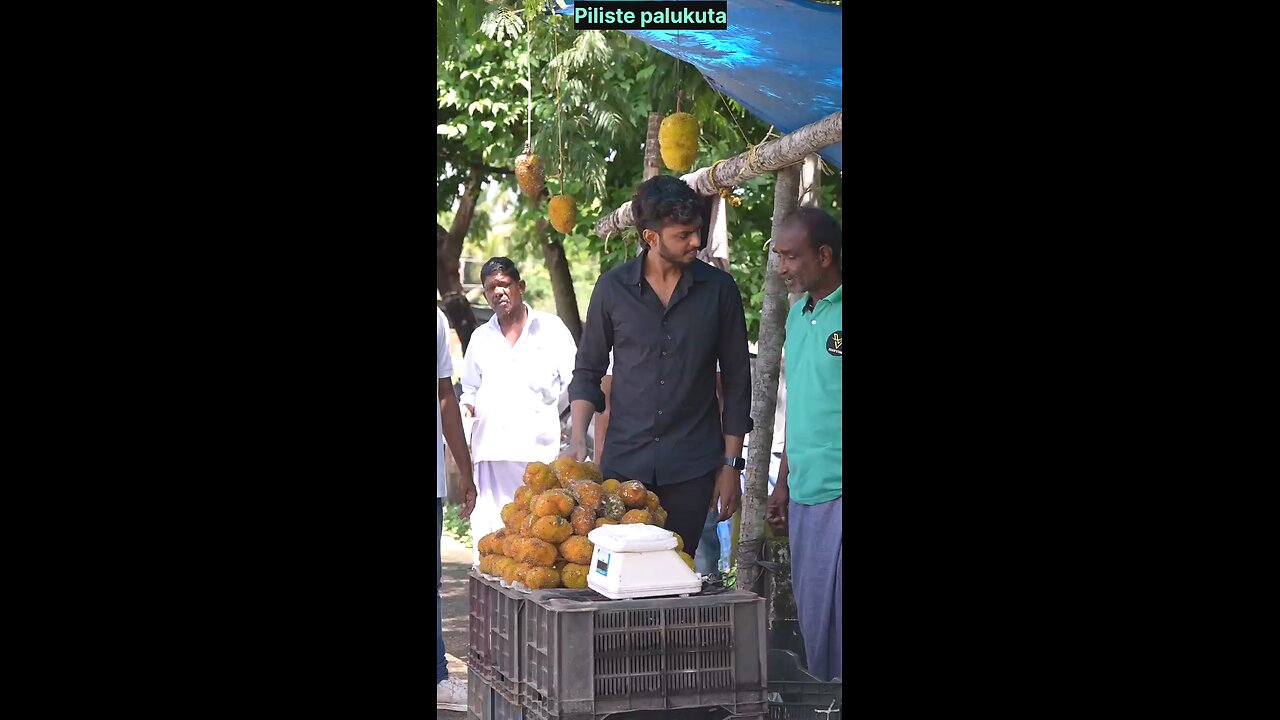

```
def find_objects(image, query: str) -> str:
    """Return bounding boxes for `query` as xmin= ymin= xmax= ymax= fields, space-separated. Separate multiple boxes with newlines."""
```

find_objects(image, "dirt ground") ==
xmin=439 ymin=534 xmax=473 ymax=719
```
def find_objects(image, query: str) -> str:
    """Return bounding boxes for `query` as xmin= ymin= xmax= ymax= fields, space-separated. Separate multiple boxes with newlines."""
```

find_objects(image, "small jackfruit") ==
xmin=580 ymin=461 xmax=604 ymax=483
xmin=525 ymin=566 xmax=562 ymax=589
xmin=514 ymin=485 xmax=533 ymax=509
xmin=569 ymin=481 xmax=604 ymax=511
xmin=676 ymin=551 xmax=695 ymax=573
xmin=552 ymin=457 xmax=583 ymax=484
xmin=523 ymin=462 xmax=559 ymax=493
xmin=549 ymin=195 xmax=577 ymax=234
xmin=652 ymin=506 xmax=668 ymax=528
xmin=560 ymin=535 xmax=595 ymax=565
xmin=645 ymin=491 xmax=661 ymax=512
xmin=532 ymin=490 xmax=575 ymax=518
xmin=599 ymin=494 xmax=626 ymax=521
xmin=570 ymin=505 xmax=596 ymax=536
xmin=561 ymin=563 xmax=590 ymax=589
xmin=520 ymin=538 xmax=559 ymax=567
xmin=515 ymin=151 xmax=545 ymax=198
xmin=533 ymin=515 xmax=574 ymax=544
xmin=619 ymin=481 xmax=648 ymax=509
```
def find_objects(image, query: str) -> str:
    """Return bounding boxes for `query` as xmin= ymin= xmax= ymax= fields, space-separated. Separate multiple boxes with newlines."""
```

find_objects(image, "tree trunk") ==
xmin=629 ymin=111 xmax=665 ymax=257
xmin=537 ymin=218 xmax=583 ymax=344
xmin=644 ymin=112 xmax=662 ymax=181
xmin=738 ymin=163 xmax=800 ymax=597
xmin=436 ymin=167 xmax=484 ymax=350
xmin=595 ymin=111 xmax=842 ymax=238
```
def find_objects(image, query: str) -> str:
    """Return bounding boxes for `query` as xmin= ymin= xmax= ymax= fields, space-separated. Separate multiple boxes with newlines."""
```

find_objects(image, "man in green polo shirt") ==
xmin=766 ymin=208 xmax=842 ymax=681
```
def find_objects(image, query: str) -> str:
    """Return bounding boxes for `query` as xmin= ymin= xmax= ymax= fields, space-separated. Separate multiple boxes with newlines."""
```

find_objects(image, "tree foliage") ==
xmin=437 ymin=1 xmax=843 ymax=342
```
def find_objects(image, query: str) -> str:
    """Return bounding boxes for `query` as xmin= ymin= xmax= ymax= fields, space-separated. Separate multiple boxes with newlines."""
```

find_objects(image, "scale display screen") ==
xmin=594 ymin=551 xmax=610 ymax=576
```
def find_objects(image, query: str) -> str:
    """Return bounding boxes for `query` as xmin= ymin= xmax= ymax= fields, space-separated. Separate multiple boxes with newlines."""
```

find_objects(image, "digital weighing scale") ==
xmin=586 ymin=523 xmax=702 ymax=600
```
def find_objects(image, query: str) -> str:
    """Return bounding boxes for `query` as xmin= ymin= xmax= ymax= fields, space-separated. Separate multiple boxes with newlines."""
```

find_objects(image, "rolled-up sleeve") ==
xmin=568 ymin=276 xmax=613 ymax=413
xmin=717 ymin=277 xmax=754 ymax=436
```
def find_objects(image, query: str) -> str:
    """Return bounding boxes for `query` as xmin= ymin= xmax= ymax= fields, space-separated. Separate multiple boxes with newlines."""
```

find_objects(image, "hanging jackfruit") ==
xmin=659 ymin=112 xmax=699 ymax=172
xmin=549 ymin=195 xmax=577 ymax=233
xmin=515 ymin=151 xmax=545 ymax=198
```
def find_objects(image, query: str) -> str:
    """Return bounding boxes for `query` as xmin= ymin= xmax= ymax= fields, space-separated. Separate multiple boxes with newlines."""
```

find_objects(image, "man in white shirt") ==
xmin=437 ymin=306 xmax=476 ymax=710
xmin=460 ymin=257 xmax=577 ymax=561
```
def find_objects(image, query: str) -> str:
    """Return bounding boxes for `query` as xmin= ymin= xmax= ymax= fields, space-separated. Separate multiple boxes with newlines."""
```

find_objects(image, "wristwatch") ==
xmin=724 ymin=456 xmax=745 ymax=471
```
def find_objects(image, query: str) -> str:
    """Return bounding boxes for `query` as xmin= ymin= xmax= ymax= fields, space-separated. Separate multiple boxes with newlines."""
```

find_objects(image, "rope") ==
xmin=717 ymin=89 xmax=751 ymax=149
xmin=524 ymin=18 xmax=532 ymax=153
xmin=707 ymin=158 xmax=742 ymax=207
xmin=555 ymin=29 xmax=564 ymax=190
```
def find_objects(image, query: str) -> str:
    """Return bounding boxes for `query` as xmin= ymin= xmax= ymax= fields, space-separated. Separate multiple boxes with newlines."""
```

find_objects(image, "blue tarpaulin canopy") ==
xmin=556 ymin=0 xmax=842 ymax=169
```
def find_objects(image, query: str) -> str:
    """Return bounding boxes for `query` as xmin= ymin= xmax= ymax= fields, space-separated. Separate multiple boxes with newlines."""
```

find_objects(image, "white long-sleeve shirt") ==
xmin=461 ymin=305 xmax=577 ymax=463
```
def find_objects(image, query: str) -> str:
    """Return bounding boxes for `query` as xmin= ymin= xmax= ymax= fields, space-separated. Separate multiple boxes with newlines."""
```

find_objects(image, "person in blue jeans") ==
xmin=694 ymin=508 xmax=722 ymax=575
xmin=437 ymin=307 xmax=477 ymax=710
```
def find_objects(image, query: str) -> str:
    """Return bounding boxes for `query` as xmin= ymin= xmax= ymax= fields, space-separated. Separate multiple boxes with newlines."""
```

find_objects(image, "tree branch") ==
xmin=595 ymin=111 xmax=842 ymax=238
xmin=436 ymin=153 xmax=515 ymax=176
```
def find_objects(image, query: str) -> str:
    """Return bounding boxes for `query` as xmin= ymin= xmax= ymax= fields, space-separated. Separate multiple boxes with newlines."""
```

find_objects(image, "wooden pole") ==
xmin=800 ymin=153 xmax=822 ymax=209
xmin=790 ymin=153 xmax=823 ymax=305
xmin=644 ymin=112 xmax=662 ymax=181
xmin=595 ymin=111 xmax=841 ymax=238
xmin=737 ymin=163 xmax=801 ymax=596
xmin=634 ymin=111 xmax=663 ymax=255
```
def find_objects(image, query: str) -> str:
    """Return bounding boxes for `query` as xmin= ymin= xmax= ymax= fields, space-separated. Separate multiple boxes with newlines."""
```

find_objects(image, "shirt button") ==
xmin=657 ymin=410 xmax=663 ymax=415
xmin=659 ymin=379 xmax=665 ymax=385
xmin=654 ymin=437 xmax=660 ymax=442
xmin=661 ymin=351 xmax=667 ymax=356
xmin=811 ymin=319 xmax=817 ymax=325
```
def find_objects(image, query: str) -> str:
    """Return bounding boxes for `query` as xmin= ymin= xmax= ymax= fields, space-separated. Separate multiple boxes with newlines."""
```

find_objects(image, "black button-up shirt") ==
xmin=569 ymin=250 xmax=753 ymax=485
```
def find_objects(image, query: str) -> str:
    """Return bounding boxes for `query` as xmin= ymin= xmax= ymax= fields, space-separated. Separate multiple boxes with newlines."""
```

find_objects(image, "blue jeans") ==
xmin=693 ymin=508 xmax=721 ymax=574
xmin=437 ymin=498 xmax=448 ymax=683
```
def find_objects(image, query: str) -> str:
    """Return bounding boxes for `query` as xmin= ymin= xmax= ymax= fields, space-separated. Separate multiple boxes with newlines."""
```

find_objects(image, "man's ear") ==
xmin=519 ymin=280 xmax=527 ymax=293
xmin=819 ymin=244 xmax=833 ymax=268
xmin=642 ymin=228 xmax=658 ymax=247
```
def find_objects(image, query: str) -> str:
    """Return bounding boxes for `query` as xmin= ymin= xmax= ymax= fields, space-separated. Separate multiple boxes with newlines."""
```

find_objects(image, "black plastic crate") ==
xmin=520 ymin=589 xmax=767 ymax=720
xmin=468 ymin=667 xmax=524 ymax=720
xmin=766 ymin=650 xmax=841 ymax=720
xmin=468 ymin=571 xmax=523 ymax=697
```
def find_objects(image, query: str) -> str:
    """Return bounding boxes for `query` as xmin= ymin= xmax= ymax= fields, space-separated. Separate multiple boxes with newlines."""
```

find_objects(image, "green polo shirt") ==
xmin=784 ymin=285 xmax=842 ymax=505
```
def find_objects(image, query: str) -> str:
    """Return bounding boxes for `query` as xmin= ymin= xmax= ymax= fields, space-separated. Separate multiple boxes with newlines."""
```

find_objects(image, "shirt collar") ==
xmin=802 ymin=284 xmax=842 ymax=314
xmin=487 ymin=303 xmax=537 ymax=330
xmin=621 ymin=248 xmax=712 ymax=289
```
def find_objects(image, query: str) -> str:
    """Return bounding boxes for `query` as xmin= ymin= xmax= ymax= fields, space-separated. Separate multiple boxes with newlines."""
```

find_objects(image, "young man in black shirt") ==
xmin=562 ymin=175 xmax=753 ymax=560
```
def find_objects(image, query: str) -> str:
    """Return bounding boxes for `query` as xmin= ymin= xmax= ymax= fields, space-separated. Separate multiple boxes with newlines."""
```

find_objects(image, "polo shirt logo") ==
xmin=826 ymin=331 xmax=842 ymax=357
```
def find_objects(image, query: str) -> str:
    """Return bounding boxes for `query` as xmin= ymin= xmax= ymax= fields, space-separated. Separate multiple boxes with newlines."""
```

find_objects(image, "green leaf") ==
xmin=636 ymin=65 xmax=656 ymax=81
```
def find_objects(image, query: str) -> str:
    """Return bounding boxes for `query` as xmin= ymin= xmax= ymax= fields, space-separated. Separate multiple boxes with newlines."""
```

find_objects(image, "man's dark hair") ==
xmin=632 ymin=175 xmax=703 ymax=237
xmin=783 ymin=208 xmax=841 ymax=267
xmin=480 ymin=256 xmax=521 ymax=284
